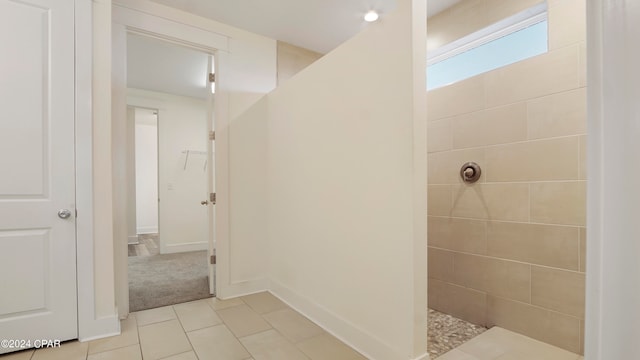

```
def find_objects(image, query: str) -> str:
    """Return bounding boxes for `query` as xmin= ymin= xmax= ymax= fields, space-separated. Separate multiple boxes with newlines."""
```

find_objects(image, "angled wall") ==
xmin=230 ymin=0 xmax=428 ymax=358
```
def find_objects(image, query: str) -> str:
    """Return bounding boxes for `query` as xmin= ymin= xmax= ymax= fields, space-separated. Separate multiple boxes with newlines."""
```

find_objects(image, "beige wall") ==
xmin=427 ymin=0 xmax=586 ymax=354
xmin=227 ymin=0 xmax=428 ymax=357
xmin=276 ymin=41 xmax=323 ymax=85
xmin=267 ymin=0 xmax=428 ymax=350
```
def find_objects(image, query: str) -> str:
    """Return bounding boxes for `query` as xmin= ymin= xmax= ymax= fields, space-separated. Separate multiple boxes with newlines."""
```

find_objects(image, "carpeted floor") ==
xmin=128 ymin=250 xmax=211 ymax=312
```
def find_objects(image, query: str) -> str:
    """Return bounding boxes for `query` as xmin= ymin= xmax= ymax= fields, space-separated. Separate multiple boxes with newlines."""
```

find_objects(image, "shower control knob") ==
xmin=460 ymin=162 xmax=482 ymax=183
xmin=464 ymin=167 xmax=475 ymax=178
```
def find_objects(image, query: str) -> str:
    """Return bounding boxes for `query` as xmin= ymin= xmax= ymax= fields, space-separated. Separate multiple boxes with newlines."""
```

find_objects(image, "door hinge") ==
xmin=210 ymin=254 xmax=216 ymax=265
xmin=209 ymin=73 xmax=215 ymax=83
xmin=209 ymin=130 xmax=215 ymax=141
xmin=210 ymin=192 xmax=216 ymax=204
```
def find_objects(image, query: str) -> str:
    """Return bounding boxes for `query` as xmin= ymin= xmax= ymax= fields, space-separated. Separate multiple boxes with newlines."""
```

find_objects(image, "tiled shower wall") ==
xmin=426 ymin=0 xmax=586 ymax=354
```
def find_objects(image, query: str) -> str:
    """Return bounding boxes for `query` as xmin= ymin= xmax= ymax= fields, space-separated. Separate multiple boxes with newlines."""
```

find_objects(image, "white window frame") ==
xmin=427 ymin=2 xmax=548 ymax=67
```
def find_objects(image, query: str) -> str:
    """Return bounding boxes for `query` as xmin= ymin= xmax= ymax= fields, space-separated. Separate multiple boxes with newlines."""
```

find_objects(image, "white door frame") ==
xmin=75 ymin=0 xmax=121 ymax=341
xmin=111 ymin=3 xmax=229 ymax=318
xmin=584 ymin=0 xmax=640 ymax=359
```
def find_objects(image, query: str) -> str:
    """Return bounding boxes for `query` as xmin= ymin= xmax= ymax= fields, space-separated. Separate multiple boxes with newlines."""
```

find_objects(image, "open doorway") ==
xmin=125 ymin=33 xmax=216 ymax=312
xmin=130 ymin=107 xmax=158 ymax=254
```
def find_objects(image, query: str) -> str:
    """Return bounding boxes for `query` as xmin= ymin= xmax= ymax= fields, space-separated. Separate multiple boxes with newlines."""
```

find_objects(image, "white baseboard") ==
xmin=161 ymin=241 xmax=208 ymax=254
xmin=136 ymin=226 xmax=158 ymax=234
xmin=270 ymin=280 xmax=406 ymax=360
xmin=128 ymin=235 xmax=139 ymax=244
xmin=78 ymin=313 xmax=120 ymax=342
xmin=216 ymin=278 xmax=270 ymax=300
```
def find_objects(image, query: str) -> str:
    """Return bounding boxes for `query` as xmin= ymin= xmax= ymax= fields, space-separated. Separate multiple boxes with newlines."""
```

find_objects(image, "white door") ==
xmin=0 ymin=0 xmax=77 ymax=353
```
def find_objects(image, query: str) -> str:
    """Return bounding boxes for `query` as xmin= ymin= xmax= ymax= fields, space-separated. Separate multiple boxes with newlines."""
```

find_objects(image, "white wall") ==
xmin=128 ymin=88 xmax=208 ymax=254
xmin=228 ymin=0 xmax=428 ymax=358
xmin=134 ymin=108 xmax=159 ymax=234
xmin=586 ymin=0 xmax=640 ymax=359
xmin=228 ymin=98 xmax=269 ymax=286
xmin=126 ymin=106 xmax=138 ymax=244
xmin=111 ymin=0 xmax=278 ymax=305
xmin=76 ymin=0 xmax=120 ymax=338
xmin=112 ymin=22 xmax=130 ymax=318
xmin=92 ymin=0 xmax=118 ymax=325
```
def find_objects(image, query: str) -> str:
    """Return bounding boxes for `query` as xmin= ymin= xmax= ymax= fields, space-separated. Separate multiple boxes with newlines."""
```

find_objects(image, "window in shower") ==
xmin=427 ymin=3 xmax=548 ymax=90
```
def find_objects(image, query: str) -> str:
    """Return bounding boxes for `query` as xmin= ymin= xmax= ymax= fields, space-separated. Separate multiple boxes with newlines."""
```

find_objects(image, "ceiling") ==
xmin=127 ymin=33 xmax=210 ymax=99
xmin=127 ymin=0 xmax=461 ymax=97
xmin=149 ymin=0 xmax=461 ymax=54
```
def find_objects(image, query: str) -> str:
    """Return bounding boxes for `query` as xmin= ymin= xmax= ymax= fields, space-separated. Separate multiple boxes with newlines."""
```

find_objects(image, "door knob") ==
xmin=200 ymin=200 xmax=209 ymax=205
xmin=58 ymin=209 xmax=72 ymax=219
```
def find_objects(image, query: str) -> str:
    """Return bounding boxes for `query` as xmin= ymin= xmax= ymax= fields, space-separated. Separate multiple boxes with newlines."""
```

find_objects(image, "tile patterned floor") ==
xmin=1 ymin=295 xmax=584 ymax=360
xmin=1 ymin=292 xmax=366 ymax=360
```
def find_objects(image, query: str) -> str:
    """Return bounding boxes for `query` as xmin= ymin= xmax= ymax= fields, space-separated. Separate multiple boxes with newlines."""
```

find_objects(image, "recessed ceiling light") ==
xmin=364 ymin=10 xmax=379 ymax=22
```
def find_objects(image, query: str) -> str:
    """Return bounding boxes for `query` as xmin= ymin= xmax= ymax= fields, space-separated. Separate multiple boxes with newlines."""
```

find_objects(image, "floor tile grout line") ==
xmin=171 ymin=302 xmax=200 ymax=359
xmin=244 ymin=314 xmax=314 ymax=360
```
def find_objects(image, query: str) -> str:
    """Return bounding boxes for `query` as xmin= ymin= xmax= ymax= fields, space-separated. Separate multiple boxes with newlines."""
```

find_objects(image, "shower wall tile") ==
xmin=483 ymin=0 xmax=543 ymax=25
xmin=427 ymin=76 xmax=486 ymax=121
xmin=427 ymin=185 xmax=452 ymax=216
xmin=527 ymin=88 xmax=587 ymax=139
xmin=579 ymin=135 xmax=587 ymax=180
xmin=428 ymin=248 xmax=455 ymax=282
xmin=451 ymin=183 xmax=530 ymax=222
xmin=531 ymin=266 xmax=585 ymax=318
xmin=580 ymin=320 xmax=585 ymax=354
xmin=485 ymin=136 xmax=580 ymax=182
xmin=428 ymin=216 xmax=487 ymax=255
xmin=579 ymin=227 xmax=586 ymax=272
xmin=548 ymin=0 xmax=586 ymax=50
xmin=579 ymin=42 xmax=587 ymax=87
xmin=429 ymin=279 xmax=488 ymax=326
xmin=453 ymin=253 xmax=531 ymax=303
xmin=427 ymin=119 xmax=452 ymax=153
xmin=427 ymin=0 xmax=486 ymax=52
xmin=546 ymin=0 xmax=570 ymax=8
xmin=450 ymin=252 xmax=485 ymax=290
xmin=486 ymin=296 xmax=581 ymax=354
xmin=531 ymin=181 xmax=586 ymax=226
xmin=485 ymin=46 xmax=580 ymax=108
xmin=487 ymin=222 xmax=580 ymax=270
xmin=452 ymin=103 xmax=528 ymax=149
xmin=428 ymin=148 xmax=486 ymax=184
xmin=427 ymin=0 xmax=587 ymax=353
xmin=482 ymin=258 xmax=531 ymax=303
